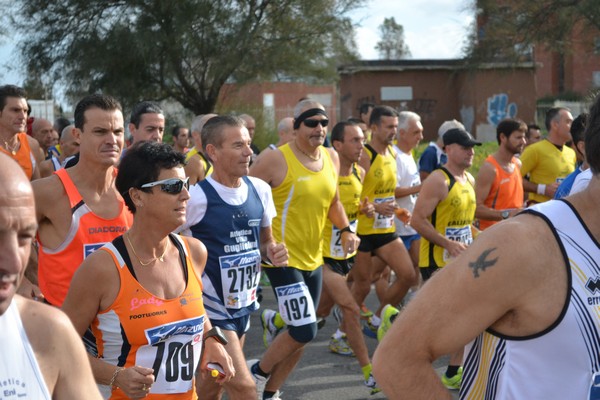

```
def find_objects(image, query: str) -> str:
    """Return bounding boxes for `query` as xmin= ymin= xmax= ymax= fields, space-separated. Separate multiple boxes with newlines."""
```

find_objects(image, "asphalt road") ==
xmin=239 ymin=283 xmax=460 ymax=400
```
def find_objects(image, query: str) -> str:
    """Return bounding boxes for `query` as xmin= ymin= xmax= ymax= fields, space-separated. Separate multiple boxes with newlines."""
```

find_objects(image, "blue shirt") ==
xmin=554 ymin=165 xmax=583 ymax=199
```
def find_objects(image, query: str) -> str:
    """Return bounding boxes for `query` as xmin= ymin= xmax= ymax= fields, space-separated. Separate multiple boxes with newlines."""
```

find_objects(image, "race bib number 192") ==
xmin=275 ymin=282 xmax=316 ymax=326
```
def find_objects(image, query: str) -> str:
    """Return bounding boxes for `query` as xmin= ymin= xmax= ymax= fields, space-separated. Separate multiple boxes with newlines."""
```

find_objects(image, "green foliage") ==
xmin=375 ymin=17 xmax=411 ymax=60
xmin=13 ymin=0 xmax=364 ymax=114
xmin=464 ymin=0 xmax=600 ymax=66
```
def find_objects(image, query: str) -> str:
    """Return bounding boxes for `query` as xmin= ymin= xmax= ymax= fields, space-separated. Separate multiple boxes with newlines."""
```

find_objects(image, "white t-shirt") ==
xmin=393 ymin=144 xmax=420 ymax=236
xmin=177 ymin=176 xmax=276 ymax=235
xmin=569 ymin=168 xmax=592 ymax=195
xmin=0 ymin=301 xmax=52 ymax=399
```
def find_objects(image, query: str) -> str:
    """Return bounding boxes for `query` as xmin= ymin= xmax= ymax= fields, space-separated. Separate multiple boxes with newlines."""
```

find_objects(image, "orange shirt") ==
xmin=0 ymin=133 xmax=35 ymax=179
xmin=37 ymin=168 xmax=133 ymax=306
xmin=93 ymin=235 xmax=204 ymax=400
xmin=479 ymin=155 xmax=524 ymax=230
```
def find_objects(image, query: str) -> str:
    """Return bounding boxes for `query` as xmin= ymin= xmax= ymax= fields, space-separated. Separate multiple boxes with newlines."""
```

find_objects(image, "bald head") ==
xmin=0 ymin=153 xmax=36 ymax=314
xmin=239 ymin=114 xmax=256 ymax=139
xmin=60 ymin=124 xmax=80 ymax=158
xmin=277 ymin=117 xmax=294 ymax=146
xmin=32 ymin=118 xmax=56 ymax=151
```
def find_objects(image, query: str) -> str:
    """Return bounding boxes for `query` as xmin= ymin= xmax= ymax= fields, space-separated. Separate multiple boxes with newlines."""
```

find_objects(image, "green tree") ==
xmin=465 ymin=0 xmax=600 ymax=65
xmin=375 ymin=17 xmax=411 ymax=60
xmin=12 ymin=0 xmax=364 ymax=113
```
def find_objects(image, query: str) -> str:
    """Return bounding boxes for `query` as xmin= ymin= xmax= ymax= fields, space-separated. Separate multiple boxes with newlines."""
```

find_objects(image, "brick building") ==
xmin=338 ymin=60 xmax=537 ymax=142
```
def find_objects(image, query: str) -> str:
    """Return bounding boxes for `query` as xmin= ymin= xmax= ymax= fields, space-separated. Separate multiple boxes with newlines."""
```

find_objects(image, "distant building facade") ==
xmin=338 ymin=60 xmax=536 ymax=142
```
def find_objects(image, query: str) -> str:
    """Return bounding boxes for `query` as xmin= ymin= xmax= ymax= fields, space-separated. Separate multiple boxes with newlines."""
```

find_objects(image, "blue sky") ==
xmin=0 ymin=1 xmax=473 ymax=86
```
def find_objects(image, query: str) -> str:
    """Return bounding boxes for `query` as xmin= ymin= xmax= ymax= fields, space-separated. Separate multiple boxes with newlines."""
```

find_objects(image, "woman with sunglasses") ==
xmin=63 ymin=141 xmax=234 ymax=399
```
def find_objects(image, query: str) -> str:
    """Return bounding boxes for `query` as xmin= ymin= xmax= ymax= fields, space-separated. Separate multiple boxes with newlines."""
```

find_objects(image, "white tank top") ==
xmin=461 ymin=200 xmax=600 ymax=400
xmin=0 ymin=301 xmax=52 ymax=399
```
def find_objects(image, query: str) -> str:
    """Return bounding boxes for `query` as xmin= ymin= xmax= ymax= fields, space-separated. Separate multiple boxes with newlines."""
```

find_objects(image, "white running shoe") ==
xmin=247 ymin=359 xmax=268 ymax=399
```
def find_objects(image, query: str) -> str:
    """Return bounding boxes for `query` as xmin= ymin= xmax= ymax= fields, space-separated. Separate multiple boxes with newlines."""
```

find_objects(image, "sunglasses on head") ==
xmin=140 ymin=177 xmax=190 ymax=194
xmin=303 ymin=118 xmax=329 ymax=128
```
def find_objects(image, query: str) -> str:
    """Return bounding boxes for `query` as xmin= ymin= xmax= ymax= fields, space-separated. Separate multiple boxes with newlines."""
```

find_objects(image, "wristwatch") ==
xmin=203 ymin=326 xmax=228 ymax=345
xmin=501 ymin=210 xmax=510 ymax=220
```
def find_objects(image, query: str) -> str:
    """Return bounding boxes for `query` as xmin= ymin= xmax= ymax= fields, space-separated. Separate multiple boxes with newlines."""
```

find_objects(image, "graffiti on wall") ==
xmin=487 ymin=93 xmax=517 ymax=126
xmin=460 ymin=105 xmax=474 ymax=133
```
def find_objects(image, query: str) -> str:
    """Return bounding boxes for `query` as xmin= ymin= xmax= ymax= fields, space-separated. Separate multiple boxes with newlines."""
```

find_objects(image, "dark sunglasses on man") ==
xmin=140 ymin=177 xmax=190 ymax=194
xmin=303 ymin=119 xmax=329 ymax=128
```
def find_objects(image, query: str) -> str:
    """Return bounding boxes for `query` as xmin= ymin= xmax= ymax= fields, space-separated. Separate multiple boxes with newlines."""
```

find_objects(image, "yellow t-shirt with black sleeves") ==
xmin=271 ymin=144 xmax=337 ymax=271
xmin=520 ymin=139 xmax=576 ymax=203
xmin=419 ymin=167 xmax=476 ymax=269
xmin=357 ymin=144 xmax=397 ymax=236
xmin=322 ymin=164 xmax=362 ymax=260
xmin=184 ymin=147 xmax=213 ymax=177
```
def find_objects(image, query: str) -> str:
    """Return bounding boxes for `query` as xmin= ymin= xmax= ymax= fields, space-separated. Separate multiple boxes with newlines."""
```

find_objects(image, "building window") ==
xmin=594 ymin=37 xmax=600 ymax=54
xmin=381 ymin=86 xmax=413 ymax=101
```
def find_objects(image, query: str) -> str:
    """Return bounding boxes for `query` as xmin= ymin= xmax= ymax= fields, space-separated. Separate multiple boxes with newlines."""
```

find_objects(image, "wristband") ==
xmin=340 ymin=226 xmax=353 ymax=234
xmin=109 ymin=367 xmax=124 ymax=388
xmin=537 ymin=184 xmax=546 ymax=196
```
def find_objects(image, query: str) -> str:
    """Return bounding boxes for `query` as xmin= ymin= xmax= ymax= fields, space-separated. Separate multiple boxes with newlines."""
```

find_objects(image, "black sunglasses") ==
xmin=140 ymin=177 xmax=190 ymax=194
xmin=303 ymin=119 xmax=329 ymax=128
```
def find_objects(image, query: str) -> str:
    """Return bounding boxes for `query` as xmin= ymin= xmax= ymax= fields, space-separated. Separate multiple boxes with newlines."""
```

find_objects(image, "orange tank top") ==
xmin=93 ymin=234 xmax=205 ymax=400
xmin=0 ymin=133 xmax=35 ymax=179
xmin=479 ymin=155 xmax=524 ymax=230
xmin=37 ymin=168 xmax=133 ymax=306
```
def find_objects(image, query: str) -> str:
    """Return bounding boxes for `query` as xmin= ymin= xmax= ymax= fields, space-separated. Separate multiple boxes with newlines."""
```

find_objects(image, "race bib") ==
xmin=329 ymin=220 xmax=357 ymax=258
xmin=373 ymin=197 xmax=394 ymax=229
xmin=276 ymin=282 xmax=316 ymax=327
xmin=219 ymin=249 xmax=261 ymax=309
xmin=136 ymin=316 xmax=204 ymax=394
xmin=443 ymin=226 xmax=473 ymax=262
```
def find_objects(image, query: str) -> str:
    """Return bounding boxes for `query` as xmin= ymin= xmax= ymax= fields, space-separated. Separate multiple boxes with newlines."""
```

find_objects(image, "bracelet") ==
xmin=109 ymin=367 xmax=124 ymax=388
xmin=536 ymin=184 xmax=546 ymax=196
xmin=340 ymin=226 xmax=353 ymax=234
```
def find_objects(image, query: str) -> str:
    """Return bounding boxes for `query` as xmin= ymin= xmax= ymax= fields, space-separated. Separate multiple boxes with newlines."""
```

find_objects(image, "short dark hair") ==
xmin=172 ymin=125 xmax=184 ymax=138
xmin=496 ymin=118 xmax=527 ymax=144
xmin=0 ymin=85 xmax=27 ymax=110
xmin=545 ymin=107 xmax=569 ymax=131
xmin=116 ymin=141 xmax=186 ymax=213
xmin=526 ymin=124 xmax=541 ymax=139
xmin=585 ymin=94 xmax=600 ymax=175
xmin=74 ymin=94 xmax=122 ymax=130
xmin=54 ymin=117 xmax=71 ymax=134
xmin=369 ymin=105 xmax=398 ymax=126
xmin=129 ymin=101 xmax=163 ymax=128
xmin=201 ymin=115 xmax=244 ymax=153
xmin=570 ymin=113 xmax=588 ymax=145
xmin=331 ymin=121 xmax=359 ymax=143
xmin=359 ymin=103 xmax=375 ymax=116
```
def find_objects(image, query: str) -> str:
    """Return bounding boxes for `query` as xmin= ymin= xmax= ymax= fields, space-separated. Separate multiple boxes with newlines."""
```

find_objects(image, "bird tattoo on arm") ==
xmin=468 ymin=248 xmax=498 ymax=278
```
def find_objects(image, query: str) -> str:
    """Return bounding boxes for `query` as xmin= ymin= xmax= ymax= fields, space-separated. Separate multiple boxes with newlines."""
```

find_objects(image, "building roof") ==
xmin=338 ymin=59 xmax=535 ymax=74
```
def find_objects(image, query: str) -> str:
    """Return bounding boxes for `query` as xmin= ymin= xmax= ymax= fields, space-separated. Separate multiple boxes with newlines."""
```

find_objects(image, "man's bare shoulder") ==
xmin=32 ymin=174 xmax=67 ymax=210
xmin=249 ymin=146 xmax=286 ymax=184
xmin=476 ymin=160 xmax=497 ymax=181
xmin=15 ymin=295 xmax=73 ymax=335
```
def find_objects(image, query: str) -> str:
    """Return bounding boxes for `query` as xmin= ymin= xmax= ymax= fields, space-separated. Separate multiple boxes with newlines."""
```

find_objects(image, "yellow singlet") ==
xmin=271 ymin=144 xmax=337 ymax=271
xmin=357 ymin=144 xmax=397 ymax=235
xmin=419 ymin=167 xmax=476 ymax=268
xmin=322 ymin=164 xmax=362 ymax=260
